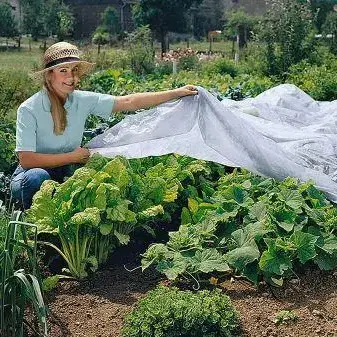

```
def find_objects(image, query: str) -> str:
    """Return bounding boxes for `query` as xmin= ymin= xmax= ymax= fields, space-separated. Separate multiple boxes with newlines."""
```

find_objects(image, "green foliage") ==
xmin=178 ymin=55 xmax=200 ymax=71
xmin=82 ymin=48 xmax=129 ymax=71
xmin=310 ymin=0 xmax=337 ymax=32
xmin=133 ymin=0 xmax=203 ymax=53
xmin=287 ymin=59 xmax=337 ymax=100
xmin=0 ymin=2 xmax=18 ymax=38
xmin=122 ymin=285 xmax=239 ymax=337
xmin=92 ymin=30 xmax=110 ymax=51
xmin=274 ymin=310 xmax=299 ymax=325
xmin=0 ymin=217 xmax=48 ymax=336
xmin=143 ymin=170 xmax=337 ymax=286
xmin=21 ymin=0 xmax=74 ymax=40
xmin=0 ymin=119 xmax=16 ymax=174
xmin=322 ymin=11 xmax=337 ymax=54
xmin=57 ymin=5 xmax=74 ymax=41
xmin=125 ymin=25 xmax=155 ymax=76
xmin=0 ymin=201 xmax=6 ymax=252
xmin=224 ymin=8 xmax=258 ymax=48
xmin=101 ymin=6 xmax=120 ymax=37
xmin=202 ymin=58 xmax=238 ymax=78
xmin=257 ymin=0 xmax=316 ymax=76
xmin=27 ymin=154 xmax=215 ymax=278
xmin=42 ymin=275 xmax=59 ymax=292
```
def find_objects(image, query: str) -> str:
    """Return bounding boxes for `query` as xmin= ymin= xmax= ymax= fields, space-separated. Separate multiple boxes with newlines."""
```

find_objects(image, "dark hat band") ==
xmin=45 ymin=56 xmax=80 ymax=69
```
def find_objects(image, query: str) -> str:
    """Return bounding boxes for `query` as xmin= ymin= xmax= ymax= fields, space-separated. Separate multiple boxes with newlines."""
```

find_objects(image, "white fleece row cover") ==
xmin=87 ymin=84 xmax=337 ymax=202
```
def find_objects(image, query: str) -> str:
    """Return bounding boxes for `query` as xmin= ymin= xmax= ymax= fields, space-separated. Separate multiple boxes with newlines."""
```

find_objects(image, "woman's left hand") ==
xmin=174 ymin=85 xmax=198 ymax=98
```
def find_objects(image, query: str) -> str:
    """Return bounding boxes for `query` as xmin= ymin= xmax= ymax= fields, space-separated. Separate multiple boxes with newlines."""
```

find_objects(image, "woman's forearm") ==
xmin=112 ymin=86 xmax=198 ymax=113
xmin=113 ymin=90 xmax=179 ymax=112
xmin=18 ymin=151 xmax=77 ymax=169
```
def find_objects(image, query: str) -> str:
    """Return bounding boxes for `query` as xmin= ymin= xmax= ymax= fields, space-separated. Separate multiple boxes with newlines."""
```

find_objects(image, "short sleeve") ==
xmin=87 ymin=92 xmax=115 ymax=120
xmin=15 ymin=106 xmax=37 ymax=152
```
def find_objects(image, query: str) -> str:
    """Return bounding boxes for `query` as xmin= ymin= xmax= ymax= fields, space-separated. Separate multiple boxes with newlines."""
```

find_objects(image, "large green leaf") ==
xmin=100 ymin=222 xmax=113 ymax=235
xmin=319 ymin=235 xmax=337 ymax=255
xmin=181 ymin=207 xmax=192 ymax=226
xmin=259 ymin=239 xmax=292 ymax=276
xmin=226 ymin=244 xmax=260 ymax=271
xmin=157 ymin=254 xmax=188 ymax=280
xmin=225 ymin=229 xmax=260 ymax=271
xmin=290 ymin=231 xmax=318 ymax=264
xmin=279 ymin=189 xmax=303 ymax=210
xmin=139 ymin=205 xmax=164 ymax=218
xmin=244 ymin=221 xmax=272 ymax=242
xmin=249 ymin=201 xmax=267 ymax=221
xmin=191 ymin=249 xmax=230 ymax=273
xmin=314 ymin=248 xmax=337 ymax=270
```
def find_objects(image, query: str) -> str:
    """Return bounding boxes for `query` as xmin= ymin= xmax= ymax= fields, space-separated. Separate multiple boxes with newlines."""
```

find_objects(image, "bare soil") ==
xmin=45 ymin=242 xmax=337 ymax=337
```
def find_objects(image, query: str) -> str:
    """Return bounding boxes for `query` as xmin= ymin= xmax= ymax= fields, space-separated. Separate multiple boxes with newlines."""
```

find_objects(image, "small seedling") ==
xmin=274 ymin=310 xmax=298 ymax=325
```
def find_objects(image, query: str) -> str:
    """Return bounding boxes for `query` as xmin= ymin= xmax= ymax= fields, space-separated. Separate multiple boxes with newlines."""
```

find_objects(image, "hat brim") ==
xmin=31 ymin=60 xmax=95 ymax=79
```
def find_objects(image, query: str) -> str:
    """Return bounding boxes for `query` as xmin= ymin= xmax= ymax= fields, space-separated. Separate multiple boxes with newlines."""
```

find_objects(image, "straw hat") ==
xmin=33 ymin=41 xmax=95 ymax=78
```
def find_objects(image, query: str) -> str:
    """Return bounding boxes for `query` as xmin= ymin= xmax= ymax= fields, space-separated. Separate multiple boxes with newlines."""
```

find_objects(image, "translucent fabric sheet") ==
xmin=87 ymin=84 xmax=337 ymax=202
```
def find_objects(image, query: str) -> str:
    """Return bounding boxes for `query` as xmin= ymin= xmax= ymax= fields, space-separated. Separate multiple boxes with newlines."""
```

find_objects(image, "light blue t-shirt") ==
xmin=15 ymin=89 xmax=115 ymax=153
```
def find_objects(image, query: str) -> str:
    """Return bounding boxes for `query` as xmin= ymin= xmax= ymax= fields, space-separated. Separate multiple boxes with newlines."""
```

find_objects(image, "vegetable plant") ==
xmin=0 ymin=212 xmax=48 ymax=337
xmin=122 ymin=285 xmax=239 ymax=337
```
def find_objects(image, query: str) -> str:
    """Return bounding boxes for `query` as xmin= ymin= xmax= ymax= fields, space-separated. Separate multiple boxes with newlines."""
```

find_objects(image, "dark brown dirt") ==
xmin=45 ymin=243 xmax=337 ymax=337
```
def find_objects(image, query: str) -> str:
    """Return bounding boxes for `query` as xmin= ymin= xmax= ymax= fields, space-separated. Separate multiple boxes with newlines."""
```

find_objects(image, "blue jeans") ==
xmin=10 ymin=165 xmax=74 ymax=210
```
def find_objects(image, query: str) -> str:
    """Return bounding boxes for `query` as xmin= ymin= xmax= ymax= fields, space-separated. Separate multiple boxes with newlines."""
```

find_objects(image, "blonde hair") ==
xmin=44 ymin=71 xmax=67 ymax=135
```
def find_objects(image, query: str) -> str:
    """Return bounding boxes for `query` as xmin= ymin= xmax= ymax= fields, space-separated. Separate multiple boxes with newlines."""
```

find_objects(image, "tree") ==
xmin=309 ymin=0 xmax=337 ymax=32
xmin=322 ymin=11 xmax=337 ymax=54
xmin=93 ymin=6 xmax=120 ymax=46
xmin=0 ymin=2 xmax=19 ymax=39
xmin=132 ymin=0 xmax=203 ymax=55
xmin=21 ymin=0 xmax=74 ymax=41
xmin=21 ymin=0 xmax=46 ymax=41
xmin=223 ymin=8 xmax=257 ymax=53
xmin=258 ymin=0 xmax=315 ymax=76
xmin=193 ymin=0 xmax=226 ymax=39
xmin=92 ymin=29 xmax=110 ymax=54
xmin=101 ymin=6 xmax=120 ymax=38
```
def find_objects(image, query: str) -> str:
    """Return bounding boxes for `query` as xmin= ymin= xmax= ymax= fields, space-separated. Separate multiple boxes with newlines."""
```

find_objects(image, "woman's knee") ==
xmin=22 ymin=168 xmax=51 ymax=190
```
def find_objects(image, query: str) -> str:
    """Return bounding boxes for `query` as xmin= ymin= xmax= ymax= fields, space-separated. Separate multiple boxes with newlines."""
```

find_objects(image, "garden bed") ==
xmin=45 ymin=241 xmax=337 ymax=337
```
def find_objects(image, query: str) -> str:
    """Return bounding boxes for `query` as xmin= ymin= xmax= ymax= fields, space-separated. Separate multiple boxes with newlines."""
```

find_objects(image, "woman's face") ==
xmin=50 ymin=64 xmax=80 ymax=99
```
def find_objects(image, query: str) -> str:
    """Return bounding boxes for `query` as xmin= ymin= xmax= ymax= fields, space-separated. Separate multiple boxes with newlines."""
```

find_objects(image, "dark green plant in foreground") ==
xmin=0 ymin=212 xmax=47 ymax=337
xmin=122 ymin=285 xmax=239 ymax=337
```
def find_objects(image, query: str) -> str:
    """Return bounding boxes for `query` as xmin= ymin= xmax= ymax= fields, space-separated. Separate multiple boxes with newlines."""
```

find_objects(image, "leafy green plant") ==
xmin=178 ymin=55 xmax=199 ymax=71
xmin=202 ymin=58 xmax=238 ymax=78
xmin=0 ymin=214 xmax=48 ymax=337
xmin=0 ymin=118 xmax=16 ymax=175
xmin=27 ymin=154 xmax=215 ymax=278
xmin=125 ymin=25 xmax=155 ymax=76
xmin=274 ymin=310 xmax=298 ymax=325
xmin=121 ymin=285 xmax=239 ymax=337
xmin=142 ymin=170 xmax=337 ymax=286
xmin=257 ymin=0 xmax=316 ymax=76
xmin=287 ymin=59 xmax=337 ymax=100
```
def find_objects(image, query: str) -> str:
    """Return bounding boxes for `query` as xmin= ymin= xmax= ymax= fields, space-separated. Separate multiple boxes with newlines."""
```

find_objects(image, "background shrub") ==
xmin=122 ymin=285 xmax=239 ymax=337
xmin=0 ymin=69 xmax=39 ymax=120
xmin=178 ymin=54 xmax=200 ymax=71
xmin=202 ymin=58 xmax=238 ymax=78
xmin=287 ymin=60 xmax=337 ymax=100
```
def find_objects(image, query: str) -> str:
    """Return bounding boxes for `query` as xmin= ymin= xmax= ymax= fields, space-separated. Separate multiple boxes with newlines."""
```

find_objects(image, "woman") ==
xmin=10 ymin=42 xmax=198 ymax=209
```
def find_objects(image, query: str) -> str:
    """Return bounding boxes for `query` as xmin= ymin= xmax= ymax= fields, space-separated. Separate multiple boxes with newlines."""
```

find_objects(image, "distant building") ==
xmin=64 ymin=0 xmax=138 ymax=39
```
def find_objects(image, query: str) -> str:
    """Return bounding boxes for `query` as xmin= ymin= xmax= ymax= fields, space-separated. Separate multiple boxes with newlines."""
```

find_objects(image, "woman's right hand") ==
xmin=71 ymin=147 xmax=90 ymax=164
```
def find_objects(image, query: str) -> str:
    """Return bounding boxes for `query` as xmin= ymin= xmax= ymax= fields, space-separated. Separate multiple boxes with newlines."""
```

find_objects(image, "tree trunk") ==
xmin=160 ymin=30 xmax=167 ymax=57
xmin=232 ymin=39 xmax=235 ymax=58
xmin=237 ymin=25 xmax=245 ymax=49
